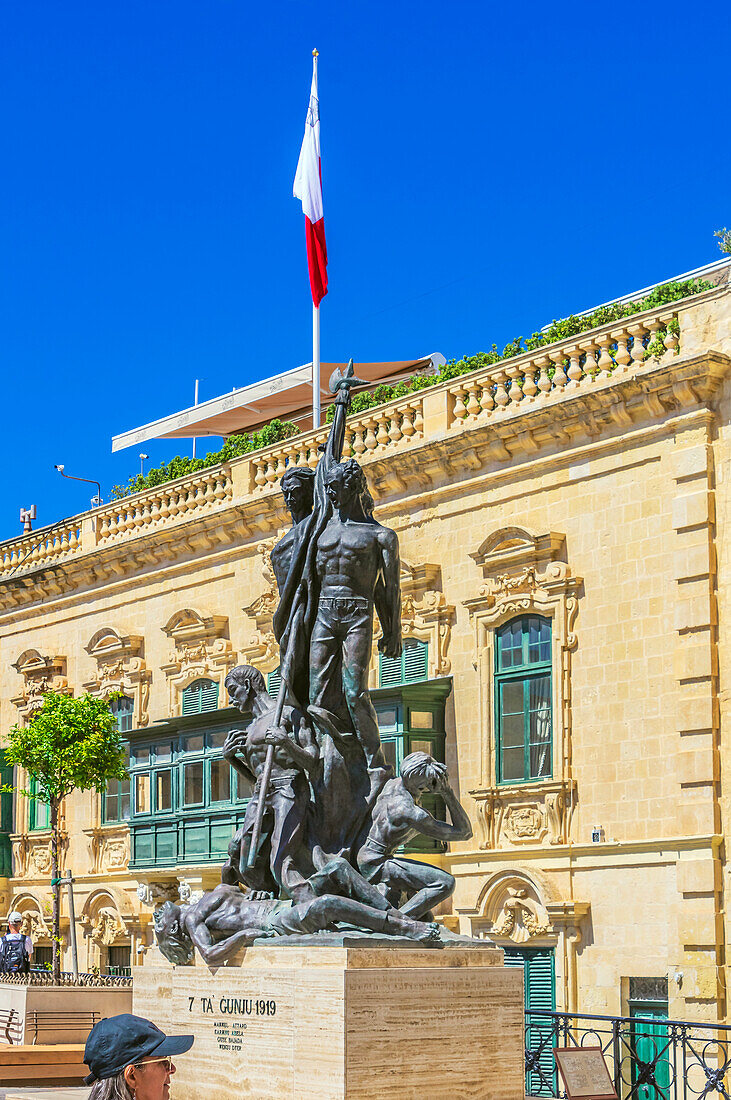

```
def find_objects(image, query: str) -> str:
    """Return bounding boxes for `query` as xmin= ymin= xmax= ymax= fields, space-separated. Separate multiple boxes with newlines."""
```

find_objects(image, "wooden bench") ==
xmin=0 ymin=1008 xmax=21 ymax=1044
xmin=25 ymin=1009 xmax=100 ymax=1044
xmin=0 ymin=1043 xmax=87 ymax=1085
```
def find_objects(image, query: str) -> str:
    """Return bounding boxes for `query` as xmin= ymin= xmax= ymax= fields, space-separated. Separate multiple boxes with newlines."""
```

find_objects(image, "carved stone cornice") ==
xmin=161 ymin=607 xmax=235 ymax=713
xmin=82 ymin=825 xmax=130 ymax=876
xmin=469 ymin=778 xmax=576 ymax=849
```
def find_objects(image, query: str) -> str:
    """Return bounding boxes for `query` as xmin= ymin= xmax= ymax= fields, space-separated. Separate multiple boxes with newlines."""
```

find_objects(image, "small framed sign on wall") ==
xmin=553 ymin=1046 xmax=618 ymax=1100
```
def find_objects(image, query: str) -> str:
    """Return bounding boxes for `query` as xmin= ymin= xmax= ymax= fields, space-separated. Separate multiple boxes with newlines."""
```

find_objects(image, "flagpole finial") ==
xmin=312 ymin=48 xmax=319 ymax=58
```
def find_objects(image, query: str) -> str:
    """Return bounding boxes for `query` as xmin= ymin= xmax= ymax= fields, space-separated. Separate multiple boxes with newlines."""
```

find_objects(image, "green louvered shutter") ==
xmin=267 ymin=667 xmax=282 ymax=698
xmin=379 ymin=653 xmax=403 ymax=687
xmin=403 ymin=639 xmax=428 ymax=683
xmin=182 ymin=678 xmax=219 ymax=715
xmin=503 ymin=948 xmax=556 ymax=1096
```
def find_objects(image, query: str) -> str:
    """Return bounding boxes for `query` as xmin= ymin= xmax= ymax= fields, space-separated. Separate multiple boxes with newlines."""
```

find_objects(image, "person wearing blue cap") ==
xmin=84 ymin=1013 xmax=194 ymax=1100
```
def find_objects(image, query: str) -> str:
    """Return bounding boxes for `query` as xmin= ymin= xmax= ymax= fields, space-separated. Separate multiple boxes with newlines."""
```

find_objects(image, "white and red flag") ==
xmin=293 ymin=54 xmax=328 ymax=306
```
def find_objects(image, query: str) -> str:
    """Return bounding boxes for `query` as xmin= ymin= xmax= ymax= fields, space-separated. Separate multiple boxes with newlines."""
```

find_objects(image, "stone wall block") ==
xmin=673 ymin=539 xmax=714 ymax=583
xmin=676 ymin=857 xmax=719 ymax=896
xmin=672 ymin=444 xmax=712 ymax=483
xmin=678 ymin=896 xmax=718 ymax=947
xmin=671 ymin=491 xmax=714 ymax=532
xmin=674 ymin=580 xmax=715 ymax=632
xmin=678 ymin=747 xmax=718 ymax=786
xmin=677 ymin=797 xmax=717 ymax=838
xmin=673 ymin=628 xmax=716 ymax=681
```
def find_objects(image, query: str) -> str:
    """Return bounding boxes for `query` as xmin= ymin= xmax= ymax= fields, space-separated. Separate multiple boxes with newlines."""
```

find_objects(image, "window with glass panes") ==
xmin=128 ymin=722 xmax=254 ymax=867
xmin=103 ymin=743 xmax=131 ymax=823
xmin=110 ymin=694 xmax=134 ymax=733
xmin=29 ymin=777 xmax=51 ymax=830
xmin=181 ymin=678 xmax=219 ymax=715
xmin=379 ymin=638 xmax=429 ymax=687
xmin=373 ymin=678 xmax=450 ymax=852
xmin=495 ymin=616 xmax=552 ymax=784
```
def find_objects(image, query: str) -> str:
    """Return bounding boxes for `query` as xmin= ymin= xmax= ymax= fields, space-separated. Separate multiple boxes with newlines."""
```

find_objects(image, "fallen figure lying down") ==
xmin=154 ymin=857 xmax=440 ymax=966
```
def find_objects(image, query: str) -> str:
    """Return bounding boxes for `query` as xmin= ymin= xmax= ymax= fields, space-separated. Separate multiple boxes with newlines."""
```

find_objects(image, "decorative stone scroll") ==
xmin=18 ymin=905 xmax=51 ymax=944
xmin=239 ymin=538 xmax=279 ymax=672
xmin=465 ymin=528 xmax=581 ymax=846
xmin=161 ymin=608 xmax=235 ymax=714
xmin=398 ymin=562 xmax=455 ymax=678
xmin=10 ymin=650 xmax=70 ymax=719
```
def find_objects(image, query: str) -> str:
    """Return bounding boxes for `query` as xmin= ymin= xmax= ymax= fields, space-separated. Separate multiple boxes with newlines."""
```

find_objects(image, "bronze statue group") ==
xmin=155 ymin=366 xmax=472 ymax=967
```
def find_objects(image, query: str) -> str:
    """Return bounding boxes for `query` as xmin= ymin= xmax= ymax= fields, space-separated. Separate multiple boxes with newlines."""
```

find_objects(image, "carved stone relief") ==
xmin=240 ymin=538 xmax=279 ymax=669
xmin=11 ymin=651 xmax=70 ymax=719
xmin=83 ymin=628 xmax=151 ymax=728
xmin=161 ymin=608 xmax=235 ymax=714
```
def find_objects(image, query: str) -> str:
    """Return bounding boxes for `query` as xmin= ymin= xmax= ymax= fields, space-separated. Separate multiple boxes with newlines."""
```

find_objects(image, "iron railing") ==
xmin=525 ymin=1010 xmax=731 ymax=1100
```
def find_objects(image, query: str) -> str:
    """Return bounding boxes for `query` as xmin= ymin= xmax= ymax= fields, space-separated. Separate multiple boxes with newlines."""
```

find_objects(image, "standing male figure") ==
xmin=357 ymin=752 xmax=473 ymax=920
xmin=270 ymin=466 xmax=315 ymax=594
xmin=222 ymin=665 xmax=318 ymax=899
xmin=310 ymin=458 xmax=401 ymax=786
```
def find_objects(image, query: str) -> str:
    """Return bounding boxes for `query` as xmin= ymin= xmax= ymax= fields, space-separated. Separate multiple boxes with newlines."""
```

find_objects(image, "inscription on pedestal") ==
xmin=188 ymin=993 xmax=278 ymax=1051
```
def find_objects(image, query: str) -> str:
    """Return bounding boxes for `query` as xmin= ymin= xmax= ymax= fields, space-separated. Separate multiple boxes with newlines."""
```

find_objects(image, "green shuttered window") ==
xmin=182 ymin=678 xmax=219 ymax=715
xmin=495 ymin=616 xmax=552 ymax=784
xmin=379 ymin=639 xmax=428 ymax=688
xmin=503 ymin=947 xmax=556 ymax=1096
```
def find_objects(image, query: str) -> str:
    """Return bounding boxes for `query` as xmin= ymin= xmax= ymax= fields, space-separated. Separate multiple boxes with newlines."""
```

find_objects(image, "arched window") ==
xmin=181 ymin=678 xmax=219 ymax=716
xmin=495 ymin=616 xmax=552 ymax=784
xmin=110 ymin=694 xmax=134 ymax=733
xmin=379 ymin=638 xmax=429 ymax=688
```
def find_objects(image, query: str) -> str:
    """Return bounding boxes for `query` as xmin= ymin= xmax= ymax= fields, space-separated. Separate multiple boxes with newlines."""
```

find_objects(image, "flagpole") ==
xmin=312 ymin=304 xmax=321 ymax=429
xmin=311 ymin=48 xmax=321 ymax=431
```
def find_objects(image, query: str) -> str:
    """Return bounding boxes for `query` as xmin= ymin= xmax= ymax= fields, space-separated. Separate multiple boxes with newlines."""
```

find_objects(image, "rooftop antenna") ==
xmin=19 ymin=505 xmax=36 ymax=534
xmin=54 ymin=464 xmax=103 ymax=507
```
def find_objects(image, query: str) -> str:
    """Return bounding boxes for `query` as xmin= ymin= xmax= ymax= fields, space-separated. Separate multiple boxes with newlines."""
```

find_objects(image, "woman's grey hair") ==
xmin=89 ymin=1072 xmax=135 ymax=1100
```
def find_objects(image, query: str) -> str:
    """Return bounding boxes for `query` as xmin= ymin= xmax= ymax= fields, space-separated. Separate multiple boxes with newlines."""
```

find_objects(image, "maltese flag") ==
xmin=293 ymin=57 xmax=328 ymax=306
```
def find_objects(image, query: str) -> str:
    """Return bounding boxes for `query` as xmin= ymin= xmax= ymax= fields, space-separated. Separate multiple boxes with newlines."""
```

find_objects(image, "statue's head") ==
xmin=400 ymin=752 xmax=448 ymax=796
xmin=280 ymin=466 xmax=315 ymax=523
xmin=224 ymin=665 xmax=267 ymax=712
xmin=325 ymin=459 xmax=374 ymax=518
xmin=153 ymin=901 xmax=194 ymax=966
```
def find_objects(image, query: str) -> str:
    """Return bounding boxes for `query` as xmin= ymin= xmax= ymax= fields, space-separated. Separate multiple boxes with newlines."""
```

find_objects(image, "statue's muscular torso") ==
xmin=315 ymin=517 xmax=394 ymax=600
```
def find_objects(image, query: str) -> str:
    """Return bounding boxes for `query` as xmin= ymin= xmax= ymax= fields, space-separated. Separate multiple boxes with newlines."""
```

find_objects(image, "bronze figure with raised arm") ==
xmin=357 ymin=752 xmax=473 ymax=920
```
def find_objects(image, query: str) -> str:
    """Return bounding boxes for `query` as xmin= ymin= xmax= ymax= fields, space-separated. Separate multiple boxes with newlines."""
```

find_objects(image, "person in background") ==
xmin=0 ymin=910 xmax=33 ymax=974
xmin=84 ymin=1013 xmax=194 ymax=1100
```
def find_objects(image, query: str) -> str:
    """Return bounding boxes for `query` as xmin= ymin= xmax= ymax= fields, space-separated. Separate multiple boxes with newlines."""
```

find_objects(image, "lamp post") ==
xmin=139 ymin=453 xmax=149 ymax=478
xmin=54 ymin=465 xmax=102 ymax=507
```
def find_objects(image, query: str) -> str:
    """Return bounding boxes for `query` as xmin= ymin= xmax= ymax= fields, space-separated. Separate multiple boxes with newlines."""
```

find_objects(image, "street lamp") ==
xmin=54 ymin=464 xmax=103 ymax=507
xmin=139 ymin=453 xmax=149 ymax=478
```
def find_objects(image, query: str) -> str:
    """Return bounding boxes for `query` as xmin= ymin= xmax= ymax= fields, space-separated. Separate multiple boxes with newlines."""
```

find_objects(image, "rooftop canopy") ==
xmin=112 ymin=354 xmax=446 ymax=453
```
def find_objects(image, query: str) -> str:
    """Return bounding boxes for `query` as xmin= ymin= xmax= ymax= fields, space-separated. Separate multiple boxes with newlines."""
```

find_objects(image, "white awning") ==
xmin=111 ymin=354 xmax=446 ymax=452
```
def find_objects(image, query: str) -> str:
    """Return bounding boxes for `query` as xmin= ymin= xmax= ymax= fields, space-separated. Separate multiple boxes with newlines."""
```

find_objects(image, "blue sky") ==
xmin=0 ymin=0 xmax=728 ymax=539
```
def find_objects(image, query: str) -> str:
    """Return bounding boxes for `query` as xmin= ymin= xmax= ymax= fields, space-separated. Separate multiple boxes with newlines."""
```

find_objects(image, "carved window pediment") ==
xmin=161 ymin=607 xmax=234 ymax=715
xmin=11 ymin=650 xmax=69 ymax=718
xmin=83 ymin=627 xmax=150 ymax=730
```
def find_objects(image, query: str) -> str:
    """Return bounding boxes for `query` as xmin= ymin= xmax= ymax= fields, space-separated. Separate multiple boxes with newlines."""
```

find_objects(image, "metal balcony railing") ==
xmin=525 ymin=1010 xmax=731 ymax=1100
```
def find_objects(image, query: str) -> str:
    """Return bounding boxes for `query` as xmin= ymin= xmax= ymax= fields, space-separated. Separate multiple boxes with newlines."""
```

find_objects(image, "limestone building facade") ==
xmin=1 ymin=270 xmax=730 ymax=1024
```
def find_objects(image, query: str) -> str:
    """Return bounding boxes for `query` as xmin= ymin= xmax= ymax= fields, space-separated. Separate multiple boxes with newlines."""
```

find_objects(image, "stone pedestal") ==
xmin=133 ymin=944 xmax=524 ymax=1099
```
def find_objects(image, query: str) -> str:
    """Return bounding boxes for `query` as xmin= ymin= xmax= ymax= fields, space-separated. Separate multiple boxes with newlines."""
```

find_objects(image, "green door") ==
xmin=629 ymin=1002 xmax=670 ymax=1100
xmin=503 ymin=947 xmax=555 ymax=1096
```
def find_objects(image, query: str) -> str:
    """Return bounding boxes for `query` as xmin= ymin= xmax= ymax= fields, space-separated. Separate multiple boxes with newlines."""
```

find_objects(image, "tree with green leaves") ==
xmin=4 ymin=692 xmax=128 ymax=982
xmin=715 ymin=228 xmax=731 ymax=255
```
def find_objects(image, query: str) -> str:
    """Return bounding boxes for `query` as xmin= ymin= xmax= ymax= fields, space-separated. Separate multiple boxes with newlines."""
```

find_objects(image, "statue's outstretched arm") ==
xmin=190 ymin=923 xmax=261 ymax=966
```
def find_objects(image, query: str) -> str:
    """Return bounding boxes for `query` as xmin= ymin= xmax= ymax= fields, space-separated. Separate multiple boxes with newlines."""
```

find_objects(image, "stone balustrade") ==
xmin=0 ymin=518 xmax=82 ymax=577
xmin=95 ymin=466 xmax=234 ymax=544
xmin=249 ymin=394 xmax=425 ymax=492
xmin=0 ymin=289 xmax=716 ymax=579
xmin=446 ymin=304 xmax=680 ymax=427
